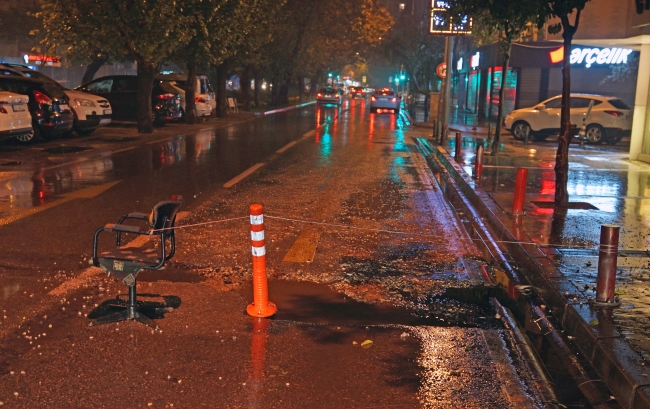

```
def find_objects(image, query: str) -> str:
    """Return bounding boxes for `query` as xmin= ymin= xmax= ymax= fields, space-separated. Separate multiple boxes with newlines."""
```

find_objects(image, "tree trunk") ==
xmin=215 ymin=61 xmax=229 ymax=118
xmin=253 ymin=70 xmax=260 ymax=108
xmin=81 ymin=56 xmax=107 ymax=84
xmin=554 ymin=14 xmax=580 ymax=207
xmin=492 ymin=43 xmax=512 ymax=156
xmin=240 ymin=66 xmax=251 ymax=111
xmin=185 ymin=59 xmax=198 ymax=124
xmin=136 ymin=60 xmax=155 ymax=133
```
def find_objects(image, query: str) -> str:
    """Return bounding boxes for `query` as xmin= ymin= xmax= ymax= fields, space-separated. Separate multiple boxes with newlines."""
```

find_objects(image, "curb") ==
xmin=255 ymin=101 xmax=316 ymax=116
xmin=416 ymin=137 xmax=650 ymax=409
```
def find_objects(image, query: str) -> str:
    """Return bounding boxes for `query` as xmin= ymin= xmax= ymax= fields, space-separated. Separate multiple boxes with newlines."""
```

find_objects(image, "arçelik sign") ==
xmin=549 ymin=46 xmax=634 ymax=68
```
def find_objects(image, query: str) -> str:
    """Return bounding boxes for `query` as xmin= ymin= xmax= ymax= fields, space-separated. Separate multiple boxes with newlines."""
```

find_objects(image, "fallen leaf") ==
xmin=361 ymin=340 xmax=373 ymax=349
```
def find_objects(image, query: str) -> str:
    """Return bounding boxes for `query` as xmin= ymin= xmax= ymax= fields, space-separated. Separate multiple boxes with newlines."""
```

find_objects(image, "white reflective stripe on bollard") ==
xmin=251 ymin=230 xmax=265 ymax=241
xmin=250 ymin=214 xmax=264 ymax=225
xmin=252 ymin=246 xmax=266 ymax=257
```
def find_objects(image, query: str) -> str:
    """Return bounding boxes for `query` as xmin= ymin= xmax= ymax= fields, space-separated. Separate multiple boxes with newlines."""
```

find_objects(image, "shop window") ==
xmin=489 ymin=68 xmax=517 ymax=119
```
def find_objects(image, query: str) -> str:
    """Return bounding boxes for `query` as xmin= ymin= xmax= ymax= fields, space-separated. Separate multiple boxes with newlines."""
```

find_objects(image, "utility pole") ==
xmin=438 ymin=36 xmax=454 ymax=125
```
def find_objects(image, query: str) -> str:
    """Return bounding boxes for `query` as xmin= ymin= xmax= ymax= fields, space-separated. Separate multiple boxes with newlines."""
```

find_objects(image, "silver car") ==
xmin=316 ymin=87 xmax=342 ymax=105
xmin=370 ymin=88 xmax=400 ymax=113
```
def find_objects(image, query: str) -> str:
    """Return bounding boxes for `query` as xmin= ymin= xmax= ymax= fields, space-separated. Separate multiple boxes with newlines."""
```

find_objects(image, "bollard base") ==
xmin=589 ymin=298 xmax=621 ymax=309
xmin=247 ymin=302 xmax=277 ymax=318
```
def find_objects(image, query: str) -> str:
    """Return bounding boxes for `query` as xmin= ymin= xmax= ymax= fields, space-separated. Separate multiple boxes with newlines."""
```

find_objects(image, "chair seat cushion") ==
xmin=97 ymin=247 xmax=163 ymax=285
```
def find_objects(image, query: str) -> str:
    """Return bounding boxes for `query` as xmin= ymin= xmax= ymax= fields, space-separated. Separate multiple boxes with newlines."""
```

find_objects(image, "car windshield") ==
xmin=608 ymin=99 xmax=631 ymax=110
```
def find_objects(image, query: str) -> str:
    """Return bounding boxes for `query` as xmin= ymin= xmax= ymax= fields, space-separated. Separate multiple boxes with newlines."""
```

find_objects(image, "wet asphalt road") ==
xmin=0 ymin=100 xmax=545 ymax=407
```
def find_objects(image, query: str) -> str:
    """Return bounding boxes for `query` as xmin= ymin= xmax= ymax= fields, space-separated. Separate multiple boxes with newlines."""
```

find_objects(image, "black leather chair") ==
xmin=90 ymin=195 xmax=184 ymax=329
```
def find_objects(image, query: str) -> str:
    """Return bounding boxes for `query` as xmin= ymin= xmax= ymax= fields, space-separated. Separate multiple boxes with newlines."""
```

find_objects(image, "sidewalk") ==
xmin=414 ymin=122 xmax=650 ymax=409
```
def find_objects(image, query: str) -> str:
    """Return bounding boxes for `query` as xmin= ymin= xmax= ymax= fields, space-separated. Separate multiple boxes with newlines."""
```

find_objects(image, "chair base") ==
xmin=90 ymin=305 xmax=159 ymax=330
xmin=89 ymin=284 xmax=162 ymax=330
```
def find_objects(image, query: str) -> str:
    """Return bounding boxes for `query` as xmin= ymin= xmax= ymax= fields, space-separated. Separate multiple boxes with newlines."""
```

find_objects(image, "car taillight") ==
xmin=604 ymin=110 xmax=624 ymax=117
xmin=391 ymin=97 xmax=397 ymax=102
xmin=33 ymin=90 xmax=52 ymax=105
xmin=157 ymin=93 xmax=176 ymax=100
xmin=371 ymin=96 xmax=376 ymax=101
xmin=195 ymin=97 xmax=206 ymax=103
xmin=317 ymin=93 xmax=322 ymax=97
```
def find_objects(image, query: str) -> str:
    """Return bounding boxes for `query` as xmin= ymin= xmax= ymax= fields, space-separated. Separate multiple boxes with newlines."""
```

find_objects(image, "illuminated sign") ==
xmin=470 ymin=52 xmax=480 ymax=68
xmin=430 ymin=1 xmax=472 ymax=35
xmin=457 ymin=58 xmax=463 ymax=70
xmin=23 ymin=54 xmax=61 ymax=67
xmin=549 ymin=47 xmax=634 ymax=68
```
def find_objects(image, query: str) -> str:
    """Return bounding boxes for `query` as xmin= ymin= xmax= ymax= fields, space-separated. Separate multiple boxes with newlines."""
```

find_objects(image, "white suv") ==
xmin=0 ymin=91 xmax=32 ymax=141
xmin=0 ymin=64 xmax=111 ymax=136
xmin=504 ymin=94 xmax=632 ymax=145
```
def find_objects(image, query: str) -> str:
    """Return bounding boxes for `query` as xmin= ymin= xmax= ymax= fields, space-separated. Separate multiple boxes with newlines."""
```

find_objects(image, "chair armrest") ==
xmin=123 ymin=212 xmax=149 ymax=220
xmin=105 ymin=223 xmax=148 ymax=234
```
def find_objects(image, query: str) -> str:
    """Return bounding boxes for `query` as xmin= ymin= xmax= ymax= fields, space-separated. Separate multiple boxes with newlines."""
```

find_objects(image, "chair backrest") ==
xmin=149 ymin=195 xmax=184 ymax=232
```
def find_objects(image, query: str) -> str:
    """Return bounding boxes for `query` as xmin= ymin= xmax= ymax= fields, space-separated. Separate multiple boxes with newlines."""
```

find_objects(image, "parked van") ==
xmin=156 ymin=74 xmax=215 ymax=119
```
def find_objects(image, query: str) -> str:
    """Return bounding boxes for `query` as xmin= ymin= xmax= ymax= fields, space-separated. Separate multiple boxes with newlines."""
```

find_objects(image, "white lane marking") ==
xmin=276 ymin=141 xmax=298 ymax=153
xmin=146 ymin=138 xmax=172 ymax=145
xmin=223 ymin=163 xmax=265 ymax=188
xmin=302 ymin=130 xmax=316 ymax=138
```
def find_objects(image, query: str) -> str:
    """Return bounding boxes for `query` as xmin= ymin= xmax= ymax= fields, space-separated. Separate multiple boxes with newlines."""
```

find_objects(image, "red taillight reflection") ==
xmin=33 ymin=90 xmax=52 ymax=105
xmin=604 ymin=110 xmax=624 ymax=117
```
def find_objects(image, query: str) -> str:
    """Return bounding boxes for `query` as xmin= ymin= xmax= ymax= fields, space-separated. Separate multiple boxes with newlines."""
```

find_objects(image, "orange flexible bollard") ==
xmin=455 ymin=131 xmax=462 ymax=160
xmin=474 ymin=144 xmax=484 ymax=179
xmin=246 ymin=204 xmax=277 ymax=318
xmin=512 ymin=168 xmax=528 ymax=215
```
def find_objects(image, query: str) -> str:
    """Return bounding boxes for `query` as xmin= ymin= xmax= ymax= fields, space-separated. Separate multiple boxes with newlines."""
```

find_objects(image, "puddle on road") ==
xmin=238 ymin=279 xmax=500 ymax=329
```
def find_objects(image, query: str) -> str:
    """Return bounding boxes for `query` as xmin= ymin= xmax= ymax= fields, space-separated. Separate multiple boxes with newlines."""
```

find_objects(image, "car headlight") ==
xmin=74 ymin=99 xmax=96 ymax=107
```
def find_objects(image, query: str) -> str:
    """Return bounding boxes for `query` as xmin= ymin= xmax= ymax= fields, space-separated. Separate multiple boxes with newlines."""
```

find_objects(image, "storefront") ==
xmin=454 ymin=42 xmax=639 ymax=123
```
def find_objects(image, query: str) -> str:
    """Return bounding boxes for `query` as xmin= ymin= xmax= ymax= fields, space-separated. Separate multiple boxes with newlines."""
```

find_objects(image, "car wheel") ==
xmin=585 ymin=124 xmax=605 ymax=144
xmin=16 ymin=124 xmax=41 ymax=144
xmin=604 ymin=130 xmax=623 ymax=145
xmin=511 ymin=121 xmax=531 ymax=141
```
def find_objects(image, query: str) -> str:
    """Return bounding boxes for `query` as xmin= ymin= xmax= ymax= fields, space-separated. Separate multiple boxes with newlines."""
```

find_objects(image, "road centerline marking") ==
xmin=282 ymin=226 xmax=321 ymax=263
xmin=223 ymin=163 xmax=265 ymax=188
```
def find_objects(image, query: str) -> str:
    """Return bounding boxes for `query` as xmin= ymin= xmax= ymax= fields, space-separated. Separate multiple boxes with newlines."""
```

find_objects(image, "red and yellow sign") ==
xmin=23 ymin=54 xmax=61 ymax=67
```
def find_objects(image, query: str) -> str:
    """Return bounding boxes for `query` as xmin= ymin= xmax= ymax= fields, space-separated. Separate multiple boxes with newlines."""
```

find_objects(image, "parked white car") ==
xmin=0 ymin=64 xmax=112 ymax=136
xmin=0 ymin=91 xmax=32 ymax=141
xmin=504 ymin=94 xmax=632 ymax=144
xmin=157 ymin=73 xmax=214 ymax=119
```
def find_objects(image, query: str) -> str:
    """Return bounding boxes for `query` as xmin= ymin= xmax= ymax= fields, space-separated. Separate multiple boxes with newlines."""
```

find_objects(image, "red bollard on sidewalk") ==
xmin=473 ymin=143 xmax=484 ymax=179
xmin=596 ymin=224 xmax=620 ymax=305
xmin=511 ymin=168 xmax=528 ymax=215
xmin=441 ymin=123 xmax=448 ymax=145
xmin=455 ymin=132 xmax=462 ymax=161
xmin=246 ymin=204 xmax=277 ymax=318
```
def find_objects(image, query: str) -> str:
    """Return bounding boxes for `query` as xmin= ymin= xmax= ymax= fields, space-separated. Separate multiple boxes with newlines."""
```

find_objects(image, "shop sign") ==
xmin=429 ymin=1 xmax=472 ymax=35
xmin=457 ymin=58 xmax=463 ymax=71
xmin=23 ymin=54 xmax=61 ymax=67
xmin=549 ymin=47 xmax=634 ymax=68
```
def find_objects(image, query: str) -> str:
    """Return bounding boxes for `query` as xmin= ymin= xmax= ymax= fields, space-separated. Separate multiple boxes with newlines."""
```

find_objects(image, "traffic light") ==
xmin=328 ymin=72 xmax=332 ymax=78
xmin=400 ymin=74 xmax=405 ymax=80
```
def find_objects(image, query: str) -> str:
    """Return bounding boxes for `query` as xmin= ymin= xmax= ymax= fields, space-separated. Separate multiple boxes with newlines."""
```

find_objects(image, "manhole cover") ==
xmin=97 ymin=137 xmax=140 ymax=143
xmin=532 ymin=201 xmax=598 ymax=210
xmin=43 ymin=146 xmax=91 ymax=154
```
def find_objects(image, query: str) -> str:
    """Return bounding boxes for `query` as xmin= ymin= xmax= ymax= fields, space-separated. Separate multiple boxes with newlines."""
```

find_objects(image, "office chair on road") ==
xmin=90 ymin=195 xmax=184 ymax=329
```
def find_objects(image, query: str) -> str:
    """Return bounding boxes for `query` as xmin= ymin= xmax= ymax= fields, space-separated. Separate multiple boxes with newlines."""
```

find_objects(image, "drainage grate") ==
xmin=97 ymin=137 xmax=140 ymax=143
xmin=43 ymin=146 xmax=91 ymax=154
xmin=532 ymin=201 xmax=598 ymax=210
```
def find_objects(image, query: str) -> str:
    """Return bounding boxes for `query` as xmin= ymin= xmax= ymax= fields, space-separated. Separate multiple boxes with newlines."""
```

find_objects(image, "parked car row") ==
xmin=0 ymin=63 xmax=217 ymax=144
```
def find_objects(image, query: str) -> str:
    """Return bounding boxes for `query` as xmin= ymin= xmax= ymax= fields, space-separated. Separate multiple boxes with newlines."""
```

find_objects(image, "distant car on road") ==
xmin=0 ymin=76 xmax=73 ymax=143
xmin=349 ymin=86 xmax=366 ymax=98
xmin=369 ymin=88 xmax=400 ymax=113
xmin=0 ymin=91 xmax=32 ymax=141
xmin=505 ymin=94 xmax=632 ymax=144
xmin=316 ymin=87 xmax=342 ymax=105
xmin=76 ymin=75 xmax=182 ymax=125
xmin=0 ymin=63 xmax=112 ymax=136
